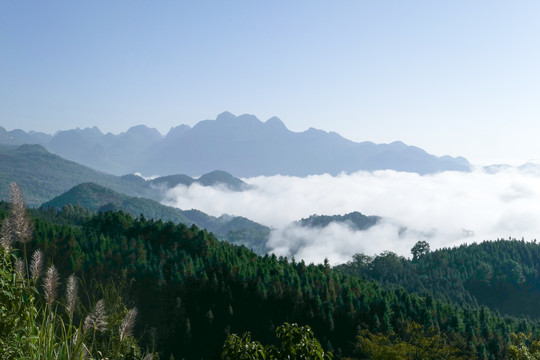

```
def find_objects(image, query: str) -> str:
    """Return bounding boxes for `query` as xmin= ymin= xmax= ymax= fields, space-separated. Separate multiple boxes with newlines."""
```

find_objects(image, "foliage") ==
xmin=42 ymin=182 xmax=270 ymax=254
xmin=0 ymin=183 xmax=154 ymax=360
xmin=5 ymin=181 xmax=540 ymax=358
xmin=507 ymin=333 xmax=540 ymax=360
xmin=355 ymin=322 xmax=463 ymax=360
xmin=337 ymin=239 xmax=540 ymax=318
xmin=222 ymin=323 xmax=332 ymax=360
xmin=22 ymin=206 xmax=540 ymax=359
xmin=410 ymin=241 xmax=430 ymax=261
xmin=298 ymin=212 xmax=380 ymax=231
xmin=0 ymin=144 xmax=158 ymax=206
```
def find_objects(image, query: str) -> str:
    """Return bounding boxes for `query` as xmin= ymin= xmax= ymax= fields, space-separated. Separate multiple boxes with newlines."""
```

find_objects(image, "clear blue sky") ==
xmin=1 ymin=1 xmax=539 ymax=165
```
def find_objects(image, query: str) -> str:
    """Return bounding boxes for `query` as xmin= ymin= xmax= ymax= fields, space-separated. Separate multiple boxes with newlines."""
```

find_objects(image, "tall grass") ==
xmin=0 ymin=183 xmax=155 ymax=360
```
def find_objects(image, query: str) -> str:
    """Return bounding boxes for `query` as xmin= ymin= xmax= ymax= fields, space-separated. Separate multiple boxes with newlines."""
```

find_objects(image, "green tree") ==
xmin=507 ymin=333 xmax=540 ymax=360
xmin=357 ymin=322 xmax=462 ymax=360
xmin=222 ymin=323 xmax=332 ymax=360
xmin=411 ymin=241 xmax=430 ymax=261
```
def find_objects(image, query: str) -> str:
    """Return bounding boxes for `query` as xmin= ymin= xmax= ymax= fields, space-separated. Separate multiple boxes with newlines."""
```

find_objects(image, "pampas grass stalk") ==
xmin=30 ymin=249 xmax=44 ymax=281
xmin=84 ymin=299 xmax=107 ymax=333
xmin=119 ymin=308 xmax=137 ymax=341
xmin=43 ymin=265 xmax=59 ymax=306
xmin=66 ymin=274 xmax=78 ymax=319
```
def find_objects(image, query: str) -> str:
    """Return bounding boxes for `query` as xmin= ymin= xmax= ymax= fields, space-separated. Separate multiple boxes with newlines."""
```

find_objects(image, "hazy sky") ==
xmin=2 ymin=1 xmax=540 ymax=165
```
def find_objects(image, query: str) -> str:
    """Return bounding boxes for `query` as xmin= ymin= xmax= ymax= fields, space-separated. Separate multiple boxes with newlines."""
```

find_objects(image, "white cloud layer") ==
xmin=163 ymin=166 xmax=540 ymax=265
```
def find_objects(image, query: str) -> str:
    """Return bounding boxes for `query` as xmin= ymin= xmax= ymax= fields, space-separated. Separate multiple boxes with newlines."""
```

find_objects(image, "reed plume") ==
xmin=30 ymin=249 xmax=44 ymax=281
xmin=84 ymin=299 xmax=107 ymax=333
xmin=0 ymin=217 xmax=13 ymax=251
xmin=66 ymin=274 xmax=78 ymax=318
xmin=43 ymin=265 xmax=59 ymax=306
xmin=15 ymin=258 xmax=25 ymax=277
xmin=119 ymin=308 xmax=137 ymax=341
xmin=9 ymin=182 xmax=33 ymax=244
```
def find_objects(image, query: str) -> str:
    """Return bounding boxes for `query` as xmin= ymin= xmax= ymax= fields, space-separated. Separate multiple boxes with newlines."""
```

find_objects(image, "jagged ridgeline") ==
xmin=0 ymin=113 xmax=471 ymax=177
xmin=5 ymin=203 xmax=540 ymax=359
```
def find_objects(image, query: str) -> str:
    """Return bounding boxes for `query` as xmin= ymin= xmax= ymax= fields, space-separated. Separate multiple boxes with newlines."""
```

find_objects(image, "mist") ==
xmin=163 ymin=166 xmax=540 ymax=265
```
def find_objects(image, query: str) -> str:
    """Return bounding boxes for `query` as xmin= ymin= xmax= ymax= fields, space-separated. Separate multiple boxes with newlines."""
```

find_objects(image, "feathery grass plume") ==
xmin=84 ymin=299 xmax=108 ymax=333
xmin=66 ymin=274 xmax=78 ymax=318
xmin=15 ymin=258 xmax=25 ymax=277
xmin=9 ymin=182 xmax=33 ymax=244
xmin=0 ymin=217 xmax=13 ymax=251
xmin=143 ymin=354 xmax=153 ymax=360
xmin=119 ymin=308 xmax=137 ymax=341
xmin=43 ymin=265 xmax=59 ymax=306
xmin=30 ymin=249 xmax=44 ymax=281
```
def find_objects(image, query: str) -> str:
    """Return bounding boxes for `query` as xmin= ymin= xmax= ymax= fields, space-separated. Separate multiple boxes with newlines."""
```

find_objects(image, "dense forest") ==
xmin=337 ymin=239 xmax=540 ymax=318
xmin=3 ymin=198 xmax=540 ymax=359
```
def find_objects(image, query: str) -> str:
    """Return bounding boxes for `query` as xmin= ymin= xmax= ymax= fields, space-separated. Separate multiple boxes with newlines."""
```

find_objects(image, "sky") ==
xmin=164 ymin=166 xmax=540 ymax=264
xmin=1 ymin=1 xmax=540 ymax=165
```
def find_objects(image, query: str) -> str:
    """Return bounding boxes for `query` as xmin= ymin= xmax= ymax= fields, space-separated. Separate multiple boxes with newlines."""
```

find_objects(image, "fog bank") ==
xmin=163 ymin=167 xmax=540 ymax=264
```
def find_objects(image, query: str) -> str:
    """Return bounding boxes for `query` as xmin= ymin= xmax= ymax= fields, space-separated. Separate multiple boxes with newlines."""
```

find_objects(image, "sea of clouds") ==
xmin=162 ymin=166 xmax=540 ymax=265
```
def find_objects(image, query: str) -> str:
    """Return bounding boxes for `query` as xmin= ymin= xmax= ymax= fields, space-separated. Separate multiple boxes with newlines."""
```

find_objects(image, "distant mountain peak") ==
xmin=123 ymin=125 xmax=163 ymax=140
xmin=213 ymin=112 xmax=263 ymax=126
xmin=216 ymin=111 xmax=237 ymax=122
xmin=166 ymin=124 xmax=191 ymax=140
xmin=265 ymin=116 xmax=287 ymax=130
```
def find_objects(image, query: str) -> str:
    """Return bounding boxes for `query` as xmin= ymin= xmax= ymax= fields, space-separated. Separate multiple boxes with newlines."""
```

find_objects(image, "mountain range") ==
xmin=0 ymin=141 xmax=387 ymax=254
xmin=0 ymin=112 xmax=471 ymax=176
xmin=0 ymin=143 xmax=249 ymax=206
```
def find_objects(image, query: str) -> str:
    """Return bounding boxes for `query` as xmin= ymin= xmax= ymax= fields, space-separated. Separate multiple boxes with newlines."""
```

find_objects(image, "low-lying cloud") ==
xmin=163 ymin=166 xmax=540 ymax=265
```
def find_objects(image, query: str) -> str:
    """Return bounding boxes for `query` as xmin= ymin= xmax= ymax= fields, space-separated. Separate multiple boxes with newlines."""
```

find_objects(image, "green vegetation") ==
xmin=0 ymin=144 xmax=251 ymax=207
xmin=507 ymin=332 xmax=540 ymax=359
xmin=222 ymin=323 xmax=333 ymax=360
xmin=42 ymin=182 xmax=270 ymax=253
xmin=0 ymin=144 xmax=157 ymax=206
xmin=336 ymin=239 xmax=540 ymax=318
xmin=298 ymin=212 xmax=380 ymax=231
xmin=353 ymin=322 xmax=463 ymax=360
xmin=6 ymin=206 xmax=539 ymax=358
xmin=196 ymin=170 xmax=252 ymax=191
xmin=0 ymin=183 xmax=153 ymax=359
xmin=7 ymin=182 xmax=540 ymax=359
xmin=42 ymin=183 xmax=194 ymax=225
xmin=151 ymin=170 xmax=251 ymax=191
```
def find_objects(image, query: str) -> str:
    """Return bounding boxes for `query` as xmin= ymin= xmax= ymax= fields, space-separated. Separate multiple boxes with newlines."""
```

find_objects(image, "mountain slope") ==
xmin=0 ymin=143 xmax=251 ymax=206
xmin=336 ymin=239 xmax=540 ymax=318
xmin=46 ymin=125 xmax=163 ymax=175
xmin=151 ymin=170 xmax=250 ymax=191
xmin=42 ymin=182 xmax=270 ymax=252
xmin=19 ymin=206 xmax=539 ymax=360
xmin=0 ymin=144 xmax=157 ymax=206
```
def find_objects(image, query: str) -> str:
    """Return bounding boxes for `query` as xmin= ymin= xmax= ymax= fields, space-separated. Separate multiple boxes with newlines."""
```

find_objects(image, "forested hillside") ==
xmin=4 ymin=203 xmax=540 ymax=359
xmin=298 ymin=212 xmax=380 ymax=231
xmin=0 ymin=143 xmax=250 ymax=206
xmin=42 ymin=183 xmax=270 ymax=254
xmin=337 ymin=240 xmax=540 ymax=318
